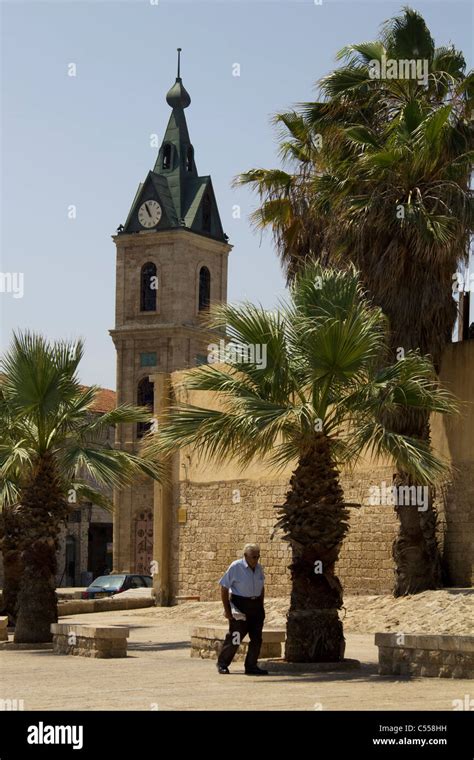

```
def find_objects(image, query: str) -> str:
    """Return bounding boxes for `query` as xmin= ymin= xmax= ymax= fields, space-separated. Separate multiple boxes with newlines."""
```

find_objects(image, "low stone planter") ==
xmin=191 ymin=626 xmax=285 ymax=660
xmin=0 ymin=616 xmax=8 ymax=642
xmin=50 ymin=623 xmax=129 ymax=658
xmin=375 ymin=633 xmax=474 ymax=679
xmin=58 ymin=594 xmax=154 ymax=617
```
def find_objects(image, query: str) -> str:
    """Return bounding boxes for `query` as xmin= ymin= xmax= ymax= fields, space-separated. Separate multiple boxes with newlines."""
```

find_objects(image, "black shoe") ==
xmin=245 ymin=666 xmax=268 ymax=675
xmin=217 ymin=663 xmax=230 ymax=674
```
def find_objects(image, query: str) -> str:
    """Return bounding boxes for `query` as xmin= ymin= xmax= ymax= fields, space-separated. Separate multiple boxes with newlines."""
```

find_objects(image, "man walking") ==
xmin=216 ymin=543 xmax=268 ymax=675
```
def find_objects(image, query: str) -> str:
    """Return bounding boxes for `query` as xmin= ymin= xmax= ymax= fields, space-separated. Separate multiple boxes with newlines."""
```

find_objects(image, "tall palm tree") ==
xmin=237 ymin=8 xmax=473 ymax=595
xmin=0 ymin=332 xmax=163 ymax=643
xmin=144 ymin=266 xmax=456 ymax=661
xmin=235 ymin=112 xmax=332 ymax=282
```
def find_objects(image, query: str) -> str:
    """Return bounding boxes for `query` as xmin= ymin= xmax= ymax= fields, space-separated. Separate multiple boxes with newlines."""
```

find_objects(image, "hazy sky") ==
xmin=1 ymin=0 xmax=472 ymax=388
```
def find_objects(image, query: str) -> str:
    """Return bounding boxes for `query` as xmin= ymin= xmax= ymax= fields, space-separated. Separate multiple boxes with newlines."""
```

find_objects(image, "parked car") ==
xmin=81 ymin=573 xmax=153 ymax=599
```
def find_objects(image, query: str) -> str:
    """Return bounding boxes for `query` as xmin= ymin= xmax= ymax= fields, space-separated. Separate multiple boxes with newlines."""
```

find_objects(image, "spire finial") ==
xmin=177 ymin=48 xmax=182 ymax=79
xmin=166 ymin=48 xmax=190 ymax=108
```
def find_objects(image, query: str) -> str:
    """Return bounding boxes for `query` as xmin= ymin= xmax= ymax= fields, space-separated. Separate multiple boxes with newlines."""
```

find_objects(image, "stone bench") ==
xmin=191 ymin=626 xmax=285 ymax=660
xmin=375 ymin=633 xmax=474 ymax=679
xmin=50 ymin=623 xmax=129 ymax=658
xmin=0 ymin=616 xmax=8 ymax=642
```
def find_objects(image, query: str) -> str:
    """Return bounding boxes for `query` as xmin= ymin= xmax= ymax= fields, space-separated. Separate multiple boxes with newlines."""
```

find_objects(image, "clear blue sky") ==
xmin=1 ymin=0 xmax=472 ymax=389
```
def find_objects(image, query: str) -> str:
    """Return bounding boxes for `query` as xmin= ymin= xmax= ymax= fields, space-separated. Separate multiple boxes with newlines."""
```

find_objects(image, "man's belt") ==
xmin=231 ymin=594 xmax=261 ymax=601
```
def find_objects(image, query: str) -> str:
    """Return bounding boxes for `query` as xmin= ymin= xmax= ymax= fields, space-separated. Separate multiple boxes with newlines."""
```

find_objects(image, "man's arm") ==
xmin=260 ymin=585 xmax=265 ymax=605
xmin=220 ymin=585 xmax=233 ymax=620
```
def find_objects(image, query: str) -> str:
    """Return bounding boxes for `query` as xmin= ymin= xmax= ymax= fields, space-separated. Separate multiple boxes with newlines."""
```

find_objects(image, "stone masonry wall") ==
xmin=166 ymin=340 xmax=473 ymax=602
xmin=441 ymin=464 xmax=474 ymax=586
xmin=171 ymin=480 xmax=291 ymax=601
xmin=170 ymin=466 xmax=401 ymax=601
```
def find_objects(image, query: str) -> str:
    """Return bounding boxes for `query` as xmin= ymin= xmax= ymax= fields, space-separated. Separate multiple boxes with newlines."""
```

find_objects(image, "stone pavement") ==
xmin=1 ymin=606 xmax=473 ymax=711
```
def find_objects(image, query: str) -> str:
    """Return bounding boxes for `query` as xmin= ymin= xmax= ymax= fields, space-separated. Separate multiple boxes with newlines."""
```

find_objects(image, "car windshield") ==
xmin=89 ymin=575 xmax=125 ymax=590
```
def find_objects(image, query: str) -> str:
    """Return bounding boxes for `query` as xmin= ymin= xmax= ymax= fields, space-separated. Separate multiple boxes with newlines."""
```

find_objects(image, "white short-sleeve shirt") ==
xmin=219 ymin=557 xmax=265 ymax=598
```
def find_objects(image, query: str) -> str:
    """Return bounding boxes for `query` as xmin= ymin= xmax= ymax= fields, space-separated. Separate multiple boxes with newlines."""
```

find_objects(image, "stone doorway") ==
xmin=88 ymin=523 xmax=113 ymax=579
xmin=134 ymin=510 xmax=153 ymax=575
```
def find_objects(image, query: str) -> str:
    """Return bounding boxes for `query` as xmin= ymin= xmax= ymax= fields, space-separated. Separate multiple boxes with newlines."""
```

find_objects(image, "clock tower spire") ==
xmin=109 ymin=52 xmax=232 ymax=591
xmin=121 ymin=49 xmax=225 ymax=240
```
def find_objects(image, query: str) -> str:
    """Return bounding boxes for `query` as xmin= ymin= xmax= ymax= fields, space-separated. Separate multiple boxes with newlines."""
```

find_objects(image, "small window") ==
xmin=198 ymin=266 xmax=210 ymax=311
xmin=129 ymin=576 xmax=146 ymax=589
xmin=140 ymin=352 xmax=157 ymax=367
xmin=137 ymin=377 xmax=154 ymax=438
xmin=202 ymin=194 xmax=211 ymax=233
xmin=68 ymin=509 xmax=82 ymax=524
xmin=186 ymin=145 xmax=194 ymax=172
xmin=196 ymin=354 xmax=208 ymax=366
xmin=140 ymin=262 xmax=157 ymax=312
xmin=162 ymin=144 xmax=172 ymax=170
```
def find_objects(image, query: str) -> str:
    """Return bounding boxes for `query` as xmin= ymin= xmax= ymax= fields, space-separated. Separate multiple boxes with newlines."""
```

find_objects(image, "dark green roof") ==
xmin=122 ymin=73 xmax=226 ymax=242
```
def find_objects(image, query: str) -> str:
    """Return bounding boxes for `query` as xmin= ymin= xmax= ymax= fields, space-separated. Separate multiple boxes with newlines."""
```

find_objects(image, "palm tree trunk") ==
xmin=14 ymin=538 xmax=58 ymax=643
xmin=1 ymin=548 xmax=23 ymax=625
xmin=276 ymin=435 xmax=350 ymax=662
xmin=358 ymin=248 xmax=453 ymax=596
xmin=0 ymin=506 xmax=25 ymax=625
xmin=390 ymin=409 xmax=443 ymax=597
xmin=392 ymin=472 xmax=442 ymax=596
xmin=14 ymin=454 xmax=67 ymax=644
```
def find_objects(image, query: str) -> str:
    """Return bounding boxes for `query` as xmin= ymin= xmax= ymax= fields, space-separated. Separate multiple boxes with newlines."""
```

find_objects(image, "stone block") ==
xmin=375 ymin=632 xmax=474 ymax=679
xmin=50 ymin=623 xmax=129 ymax=658
xmin=190 ymin=625 xmax=284 ymax=660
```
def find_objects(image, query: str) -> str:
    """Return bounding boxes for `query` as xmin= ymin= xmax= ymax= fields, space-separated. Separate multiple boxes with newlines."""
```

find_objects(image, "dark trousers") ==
xmin=218 ymin=595 xmax=265 ymax=670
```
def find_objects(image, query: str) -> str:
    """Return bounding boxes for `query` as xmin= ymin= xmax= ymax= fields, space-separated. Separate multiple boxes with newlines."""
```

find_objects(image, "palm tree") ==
xmin=235 ymin=112 xmax=332 ymax=283
xmin=308 ymin=7 xmax=472 ymax=371
xmin=0 ymin=332 xmax=163 ymax=643
xmin=144 ymin=266 xmax=456 ymax=662
xmin=237 ymin=8 xmax=473 ymax=595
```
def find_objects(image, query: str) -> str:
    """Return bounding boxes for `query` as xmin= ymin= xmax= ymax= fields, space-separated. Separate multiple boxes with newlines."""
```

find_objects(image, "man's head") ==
xmin=244 ymin=543 xmax=260 ymax=569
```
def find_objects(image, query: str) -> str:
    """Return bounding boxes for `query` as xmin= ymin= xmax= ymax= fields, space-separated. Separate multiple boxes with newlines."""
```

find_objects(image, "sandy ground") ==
xmin=0 ymin=590 xmax=472 ymax=711
xmin=124 ymin=588 xmax=474 ymax=635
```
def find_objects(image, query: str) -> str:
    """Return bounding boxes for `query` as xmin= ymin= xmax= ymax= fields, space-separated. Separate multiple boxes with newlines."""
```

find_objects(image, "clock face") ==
xmin=138 ymin=200 xmax=162 ymax=229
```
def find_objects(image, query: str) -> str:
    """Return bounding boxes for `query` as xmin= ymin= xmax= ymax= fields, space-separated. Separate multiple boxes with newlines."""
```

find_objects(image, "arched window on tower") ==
xmin=186 ymin=145 xmax=194 ymax=172
xmin=162 ymin=143 xmax=172 ymax=170
xmin=199 ymin=266 xmax=210 ymax=312
xmin=140 ymin=262 xmax=157 ymax=312
xmin=202 ymin=194 xmax=211 ymax=234
xmin=137 ymin=377 xmax=154 ymax=438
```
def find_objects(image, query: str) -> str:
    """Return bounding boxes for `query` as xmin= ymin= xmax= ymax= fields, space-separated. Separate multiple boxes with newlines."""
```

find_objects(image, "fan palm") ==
xmin=237 ymin=8 xmax=472 ymax=594
xmin=144 ymin=265 xmax=457 ymax=662
xmin=0 ymin=332 xmax=163 ymax=643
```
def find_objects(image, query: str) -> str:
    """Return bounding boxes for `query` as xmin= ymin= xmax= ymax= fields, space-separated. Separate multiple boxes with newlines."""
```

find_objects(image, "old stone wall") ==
xmin=165 ymin=340 xmax=473 ymax=601
xmin=169 ymin=468 xmax=401 ymax=601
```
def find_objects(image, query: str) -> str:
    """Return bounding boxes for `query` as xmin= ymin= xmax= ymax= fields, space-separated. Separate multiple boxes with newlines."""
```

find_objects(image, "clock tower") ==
xmin=109 ymin=51 xmax=231 ymax=596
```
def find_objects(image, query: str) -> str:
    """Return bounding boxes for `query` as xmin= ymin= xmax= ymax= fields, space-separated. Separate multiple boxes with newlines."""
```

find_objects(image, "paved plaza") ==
xmin=1 ymin=602 xmax=473 ymax=711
